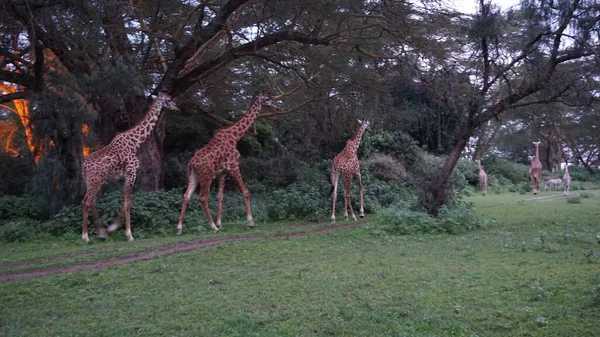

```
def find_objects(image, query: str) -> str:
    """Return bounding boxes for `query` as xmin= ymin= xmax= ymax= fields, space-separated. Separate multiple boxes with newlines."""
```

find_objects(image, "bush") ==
xmin=580 ymin=192 xmax=594 ymax=199
xmin=438 ymin=203 xmax=494 ymax=234
xmin=364 ymin=154 xmax=408 ymax=182
xmin=0 ymin=218 xmax=44 ymax=242
xmin=373 ymin=205 xmax=440 ymax=235
xmin=483 ymin=156 xmax=530 ymax=185
xmin=47 ymin=189 xmax=210 ymax=237
xmin=0 ymin=195 xmax=51 ymax=221
xmin=372 ymin=202 xmax=493 ymax=236
xmin=410 ymin=153 xmax=468 ymax=213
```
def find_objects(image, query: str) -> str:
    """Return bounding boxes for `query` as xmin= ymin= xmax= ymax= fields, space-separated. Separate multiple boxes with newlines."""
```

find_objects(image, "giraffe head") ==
xmin=533 ymin=141 xmax=541 ymax=147
xmin=257 ymin=90 xmax=280 ymax=111
xmin=154 ymin=92 xmax=180 ymax=111
xmin=357 ymin=119 xmax=371 ymax=132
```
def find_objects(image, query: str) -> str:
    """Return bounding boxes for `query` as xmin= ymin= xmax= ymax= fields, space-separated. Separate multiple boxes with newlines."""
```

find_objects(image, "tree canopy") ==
xmin=1 ymin=0 xmax=599 ymax=215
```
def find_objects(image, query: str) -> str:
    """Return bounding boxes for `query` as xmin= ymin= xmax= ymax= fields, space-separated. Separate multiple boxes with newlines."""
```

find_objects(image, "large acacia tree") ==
xmin=424 ymin=0 xmax=600 ymax=215
xmin=1 ymin=0 xmax=433 ymax=204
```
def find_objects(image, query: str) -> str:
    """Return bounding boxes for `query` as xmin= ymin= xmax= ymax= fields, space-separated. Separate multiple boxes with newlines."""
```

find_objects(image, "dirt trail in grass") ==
xmin=483 ymin=193 xmax=572 ymax=208
xmin=0 ymin=222 xmax=365 ymax=283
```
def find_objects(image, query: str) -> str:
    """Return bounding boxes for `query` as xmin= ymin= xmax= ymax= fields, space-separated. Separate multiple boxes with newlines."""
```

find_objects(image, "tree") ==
xmin=1 ymin=0 xmax=432 ymax=205
xmin=426 ymin=0 xmax=600 ymax=215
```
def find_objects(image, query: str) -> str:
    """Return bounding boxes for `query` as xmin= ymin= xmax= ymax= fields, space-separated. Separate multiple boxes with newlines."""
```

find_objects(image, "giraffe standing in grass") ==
xmin=330 ymin=119 xmax=371 ymax=224
xmin=530 ymin=141 xmax=543 ymax=194
xmin=176 ymin=90 xmax=279 ymax=234
xmin=475 ymin=159 xmax=488 ymax=195
xmin=562 ymin=163 xmax=571 ymax=196
xmin=81 ymin=92 xmax=179 ymax=243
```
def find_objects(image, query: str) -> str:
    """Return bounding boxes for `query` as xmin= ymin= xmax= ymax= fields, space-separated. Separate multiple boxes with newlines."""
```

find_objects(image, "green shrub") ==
xmin=0 ymin=218 xmax=44 ymax=242
xmin=438 ymin=204 xmax=494 ymax=234
xmin=373 ymin=203 xmax=494 ymax=236
xmin=0 ymin=195 xmax=51 ymax=220
xmin=566 ymin=196 xmax=581 ymax=204
xmin=580 ymin=192 xmax=594 ymax=199
xmin=410 ymin=153 xmax=468 ymax=213
xmin=363 ymin=154 xmax=408 ymax=182
xmin=483 ymin=156 xmax=530 ymax=185
xmin=373 ymin=205 xmax=440 ymax=235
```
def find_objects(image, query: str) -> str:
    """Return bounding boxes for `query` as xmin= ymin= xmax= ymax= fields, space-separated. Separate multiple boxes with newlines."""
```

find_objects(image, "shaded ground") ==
xmin=0 ymin=222 xmax=366 ymax=282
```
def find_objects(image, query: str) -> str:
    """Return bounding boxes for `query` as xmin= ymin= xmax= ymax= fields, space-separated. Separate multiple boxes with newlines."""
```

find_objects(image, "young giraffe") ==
xmin=330 ymin=119 xmax=371 ymax=224
xmin=475 ymin=159 xmax=488 ymax=195
xmin=562 ymin=163 xmax=571 ymax=196
xmin=81 ymin=92 xmax=179 ymax=243
xmin=177 ymin=90 xmax=279 ymax=234
xmin=530 ymin=141 xmax=543 ymax=194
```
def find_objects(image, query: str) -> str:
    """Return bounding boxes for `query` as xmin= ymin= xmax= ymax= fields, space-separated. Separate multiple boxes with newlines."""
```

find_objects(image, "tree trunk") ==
xmin=431 ymin=121 xmax=474 ymax=216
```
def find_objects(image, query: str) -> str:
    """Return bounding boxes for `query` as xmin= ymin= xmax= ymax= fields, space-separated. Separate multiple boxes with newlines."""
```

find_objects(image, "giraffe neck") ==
xmin=345 ymin=125 xmax=367 ymax=154
xmin=534 ymin=144 xmax=540 ymax=161
xmin=128 ymin=98 xmax=164 ymax=148
xmin=229 ymin=96 xmax=262 ymax=142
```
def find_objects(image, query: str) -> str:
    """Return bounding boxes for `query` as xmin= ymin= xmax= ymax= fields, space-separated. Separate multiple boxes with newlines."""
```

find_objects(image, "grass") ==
xmin=1 ymin=192 xmax=600 ymax=336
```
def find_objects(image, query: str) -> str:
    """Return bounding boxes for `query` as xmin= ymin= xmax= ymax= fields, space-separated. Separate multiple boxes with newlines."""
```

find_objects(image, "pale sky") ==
xmin=448 ymin=0 xmax=521 ymax=14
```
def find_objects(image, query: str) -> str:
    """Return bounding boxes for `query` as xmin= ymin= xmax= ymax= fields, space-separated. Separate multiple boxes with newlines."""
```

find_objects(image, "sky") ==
xmin=447 ymin=0 xmax=521 ymax=14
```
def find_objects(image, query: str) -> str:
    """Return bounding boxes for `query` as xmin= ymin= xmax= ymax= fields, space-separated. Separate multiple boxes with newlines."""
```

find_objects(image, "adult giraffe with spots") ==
xmin=330 ymin=119 xmax=371 ymax=224
xmin=475 ymin=159 xmax=488 ymax=195
xmin=530 ymin=141 xmax=543 ymax=194
xmin=177 ymin=90 xmax=279 ymax=234
xmin=81 ymin=92 xmax=179 ymax=242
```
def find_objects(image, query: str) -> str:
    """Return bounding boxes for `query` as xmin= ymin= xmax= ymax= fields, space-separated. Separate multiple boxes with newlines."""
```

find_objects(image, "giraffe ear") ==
xmin=357 ymin=119 xmax=362 ymax=124
xmin=151 ymin=95 xmax=157 ymax=100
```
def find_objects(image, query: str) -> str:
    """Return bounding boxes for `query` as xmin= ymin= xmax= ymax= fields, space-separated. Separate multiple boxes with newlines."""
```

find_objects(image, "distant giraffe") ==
xmin=530 ymin=141 xmax=543 ymax=194
xmin=562 ymin=163 xmax=571 ymax=196
xmin=475 ymin=159 xmax=488 ymax=195
xmin=330 ymin=119 xmax=371 ymax=224
xmin=81 ymin=92 xmax=179 ymax=243
xmin=176 ymin=90 xmax=279 ymax=234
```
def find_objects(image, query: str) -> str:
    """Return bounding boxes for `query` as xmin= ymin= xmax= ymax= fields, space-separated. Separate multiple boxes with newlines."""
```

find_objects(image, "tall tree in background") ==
xmin=426 ymin=0 xmax=600 ymax=215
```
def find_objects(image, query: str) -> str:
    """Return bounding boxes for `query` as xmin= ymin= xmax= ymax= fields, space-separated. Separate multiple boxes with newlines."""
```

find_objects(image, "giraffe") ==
xmin=475 ymin=159 xmax=488 ymax=195
xmin=562 ymin=163 xmax=571 ymax=196
xmin=81 ymin=92 xmax=179 ymax=243
xmin=530 ymin=141 xmax=543 ymax=194
xmin=330 ymin=119 xmax=371 ymax=224
xmin=176 ymin=90 xmax=279 ymax=234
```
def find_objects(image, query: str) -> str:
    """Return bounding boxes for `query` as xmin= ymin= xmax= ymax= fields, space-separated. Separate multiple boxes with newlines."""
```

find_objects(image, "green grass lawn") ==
xmin=1 ymin=192 xmax=600 ymax=336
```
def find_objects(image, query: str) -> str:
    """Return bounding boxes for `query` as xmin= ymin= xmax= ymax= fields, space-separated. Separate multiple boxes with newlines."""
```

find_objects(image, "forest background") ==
xmin=1 ymin=0 xmax=600 ymax=240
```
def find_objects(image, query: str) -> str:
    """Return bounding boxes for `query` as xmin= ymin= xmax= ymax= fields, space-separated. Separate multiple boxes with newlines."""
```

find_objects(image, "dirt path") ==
xmin=0 ymin=222 xmax=365 ymax=283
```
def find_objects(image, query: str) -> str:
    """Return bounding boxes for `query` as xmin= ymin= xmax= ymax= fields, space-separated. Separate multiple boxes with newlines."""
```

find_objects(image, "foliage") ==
xmin=481 ymin=155 xmax=530 ymax=185
xmin=0 ymin=218 xmax=44 ymax=242
xmin=373 ymin=202 xmax=493 ymax=236
xmin=46 ymin=189 xmax=208 ymax=237
xmin=0 ymin=194 xmax=50 ymax=221
xmin=410 ymin=153 xmax=469 ymax=213
xmin=363 ymin=153 xmax=408 ymax=182
xmin=0 ymin=154 xmax=34 ymax=195
xmin=361 ymin=130 xmax=422 ymax=167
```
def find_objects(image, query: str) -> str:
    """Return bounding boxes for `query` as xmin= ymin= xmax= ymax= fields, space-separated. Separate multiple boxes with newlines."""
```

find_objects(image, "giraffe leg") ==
xmin=108 ymin=185 xmax=127 ymax=232
xmin=198 ymin=179 xmax=218 ymax=232
xmin=343 ymin=176 xmax=357 ymax=221
xmin=216 ymin=174 xmax=226 ymax=229
xmin=230 ymin=167 xmax=254 ymax=228
xmin=92 ymin=206 xmax=107 ymax=239
xmin=357 ymin=173 xmax=365 ymax=218
xmin=81 ymin=188 xmax=100 ymax=243
xmin=107 ymin=206 xmax=124 ymax=232
xmin=177 ymin=171 xmax=198 ymax=235
xmin=331 ymin=172 xmax=339 ymax=224
xmin=122 ymin=182 xmax=134 ymax=241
